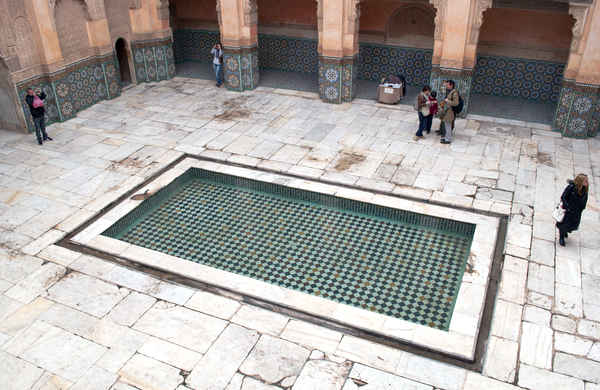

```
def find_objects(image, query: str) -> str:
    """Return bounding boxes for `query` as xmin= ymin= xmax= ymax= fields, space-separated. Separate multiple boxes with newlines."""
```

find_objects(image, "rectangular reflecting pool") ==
xmin=73 ymin=158 xmax=500 ymax=360
xmin=103 ymin=168 xmax=474 ymax=331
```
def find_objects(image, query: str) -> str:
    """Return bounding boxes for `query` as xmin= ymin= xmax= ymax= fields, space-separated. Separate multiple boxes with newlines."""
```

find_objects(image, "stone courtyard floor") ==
xmin=0 ymin=77 xmax=599 ymax=390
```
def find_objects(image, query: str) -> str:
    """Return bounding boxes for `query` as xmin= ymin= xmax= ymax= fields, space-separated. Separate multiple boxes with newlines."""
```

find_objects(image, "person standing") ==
xmin=25 ymin=88 xmax=52 ymax=145
xmin=426 ymin=90 xmax=438 ymax=134
xmin=211 ymin=43 xmax=224 ymax=87
xmin=439 ymin=80 xmax=459 ymax=144
xmin=414 ymin=86 xmax=431 ymax=141
xmin=556 ymin=174 xmax=589 ymax=246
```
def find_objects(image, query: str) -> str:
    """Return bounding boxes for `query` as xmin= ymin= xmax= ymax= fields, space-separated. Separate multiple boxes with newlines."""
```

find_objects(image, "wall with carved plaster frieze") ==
xmin=55 ymin=0 xmax=91 ymax=63
xmin=0 ymin=0 xmax=175 ymax=132
xmin=359 ymin=0 xmax=435 ymax=48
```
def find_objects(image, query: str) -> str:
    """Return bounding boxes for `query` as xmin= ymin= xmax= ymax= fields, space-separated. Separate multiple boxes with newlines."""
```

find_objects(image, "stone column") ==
xmin=319 ymin=0 xmax=360 ymax=103
xmin=129 ymin=0 xmax=176 ymax=83
xmin=218 ymin=0 xmax=259 ymax=91
xmin=554 ymin=1 xmax=600 ymax=138
xmin=428 ymin=0 xmax=491 ymax=115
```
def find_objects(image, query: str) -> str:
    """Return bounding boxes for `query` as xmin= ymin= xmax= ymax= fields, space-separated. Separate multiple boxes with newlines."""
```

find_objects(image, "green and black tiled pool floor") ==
xmin=104 ymin=169 xmax=474 ymax=330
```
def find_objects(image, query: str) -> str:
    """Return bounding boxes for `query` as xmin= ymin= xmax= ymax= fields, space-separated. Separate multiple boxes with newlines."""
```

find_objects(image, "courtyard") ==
xmin=0 ymin=77 xmax=599 ymax=390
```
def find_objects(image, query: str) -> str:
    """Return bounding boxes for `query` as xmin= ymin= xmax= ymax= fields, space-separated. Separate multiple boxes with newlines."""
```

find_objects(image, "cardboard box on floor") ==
xmin=377 ymin=85 xmax=403 ymax=104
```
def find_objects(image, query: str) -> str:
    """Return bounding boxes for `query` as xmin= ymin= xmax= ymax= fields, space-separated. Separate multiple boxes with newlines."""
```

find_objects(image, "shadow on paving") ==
xmin=469 ymin=93 xmax=556 ymax=125
xmin=175 ymin=62 xmax=318 ymax=93
xmin=175 ymin=61 xmax=555 ymax=126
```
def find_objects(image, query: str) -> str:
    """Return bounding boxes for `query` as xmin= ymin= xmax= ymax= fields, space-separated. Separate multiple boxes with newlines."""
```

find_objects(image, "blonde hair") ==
xmin=574 ymin=173 xmax=588 ymax=195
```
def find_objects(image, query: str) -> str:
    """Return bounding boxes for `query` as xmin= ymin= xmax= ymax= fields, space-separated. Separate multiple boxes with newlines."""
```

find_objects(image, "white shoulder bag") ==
xmin=552 ymin=202 xmax=565 ymax=223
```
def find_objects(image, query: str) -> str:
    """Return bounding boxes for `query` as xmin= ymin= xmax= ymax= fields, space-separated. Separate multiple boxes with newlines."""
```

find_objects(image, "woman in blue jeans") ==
xmin=414 ymin=85 xmax=431 ymax=141
xmin=210 ymin=43 xmax=224 ymax=87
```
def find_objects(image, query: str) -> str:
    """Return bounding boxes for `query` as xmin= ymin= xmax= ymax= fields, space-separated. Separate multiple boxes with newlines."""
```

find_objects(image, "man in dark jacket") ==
xmin=25 ymin=88 xmax=52 ymax=145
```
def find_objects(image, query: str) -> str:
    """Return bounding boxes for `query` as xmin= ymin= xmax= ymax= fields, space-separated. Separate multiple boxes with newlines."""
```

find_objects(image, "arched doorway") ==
xmin=470 ymin=5 xmax=574 ymax=124
xmin=115 ymin=38 xmax=132 ymax=86
xmin=357 ymin=1 xmax=435 ymax=101
xmin=385 ymin=5 xmax=435 ymax=48
xmin=257 ymin=0 xmax=319 ymax=92
xmin=169 ymin=0 xmax=220 ymax=79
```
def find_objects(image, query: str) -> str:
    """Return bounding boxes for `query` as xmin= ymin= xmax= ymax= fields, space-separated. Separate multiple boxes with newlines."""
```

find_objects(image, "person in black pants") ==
xmin=25 ymin=88 xmax=52 ymax=145
xmin=556 ymin=174 xmax=589 ymax=246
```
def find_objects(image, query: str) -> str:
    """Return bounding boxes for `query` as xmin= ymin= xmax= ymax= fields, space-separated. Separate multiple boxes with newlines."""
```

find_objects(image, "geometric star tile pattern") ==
xmin=105 ymin=174 xmax=473 ymax=330
xmin=473 ymin=55 xmax=565 ymax=103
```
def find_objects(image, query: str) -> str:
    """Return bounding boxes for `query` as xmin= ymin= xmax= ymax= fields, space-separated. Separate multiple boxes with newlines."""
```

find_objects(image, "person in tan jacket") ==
xmin=415 ymin=85 xmax=431 ymax=140
xmin=440 ymin=80 xmax=459 ymax=144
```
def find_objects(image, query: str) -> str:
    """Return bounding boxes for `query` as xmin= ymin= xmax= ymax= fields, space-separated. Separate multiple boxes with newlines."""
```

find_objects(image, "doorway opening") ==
xmin=470 ymin=5 xmax=574 ymax=124
xmin=356 ymin=1 xmax=435 ymax=102
xmin=115 ymin=38 xmax=132 ymax=86
xmin=257 ymin=0 xmax=319 ymax=93
xmin=170 ymin=0 xmax=220 ymax=80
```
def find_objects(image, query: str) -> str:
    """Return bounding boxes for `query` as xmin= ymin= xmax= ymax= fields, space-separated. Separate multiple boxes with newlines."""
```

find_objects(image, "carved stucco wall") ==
xmin=385 ymin=5 xmax=435 ymax=48
xmin=55 ymin=0 xmax=91 ymax=62
xmin=14 ymin=17 xmax=41 ymax=69
xmin=106 ymin=0 xmax=132 ymax=39
xmin=7 ymin=0 xmax=42 ymax=71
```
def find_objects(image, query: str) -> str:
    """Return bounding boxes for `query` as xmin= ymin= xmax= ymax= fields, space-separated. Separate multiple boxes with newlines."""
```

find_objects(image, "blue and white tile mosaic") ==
xmin=319 ymin=57 xmax=356 ymax=104
xmin=132 ymin=39 xmax=176 ymax=83
xmin=472 ymin=55 xmax=564 ymax=102
xmin=17 ymin=53 xmax=121 ymax=132
xmin=357 ymin=44 xmax=433 ymax=87
xmin=258 ymin=34 xmax=319 ymax=74
xmin=222 ymin=48 xmax=259 ymax=91
xmin=430 ymin=67 xmax=473 ymax=117
xmin=173 ymin=29 xmax=220 ymax=64
xmin=342 ymin=57 xmax=358 ymax=102
xmin=554 ymin=81 xmax=600 ymax=138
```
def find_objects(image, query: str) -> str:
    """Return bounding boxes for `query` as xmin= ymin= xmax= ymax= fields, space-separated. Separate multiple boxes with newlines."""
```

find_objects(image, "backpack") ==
xmin=452 ymin=91 xmax=464 ymax=115
xmin=32 ymin=95 xmax=44 ymax=108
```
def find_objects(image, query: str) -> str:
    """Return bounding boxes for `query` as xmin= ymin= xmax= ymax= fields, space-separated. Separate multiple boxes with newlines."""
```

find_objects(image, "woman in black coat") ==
xmin=556 ymin=174 xmax=589 ymax=246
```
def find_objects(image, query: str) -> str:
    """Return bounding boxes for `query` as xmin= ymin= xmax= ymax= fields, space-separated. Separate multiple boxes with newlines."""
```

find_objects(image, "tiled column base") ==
xmin=554 ymin=80 xmax=600 ymax=138
xmin=16 ymin=53 xmax=121 ymax=132
xmin=223 ymin=46 xmax=259 ymax=92
xmin=318 ymin=55 xmax=357 ymax=104
xmin=131 ymin=38 xmax=176 ymax=83
xmin=430 ymin=66 xmax=473 ymax=117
